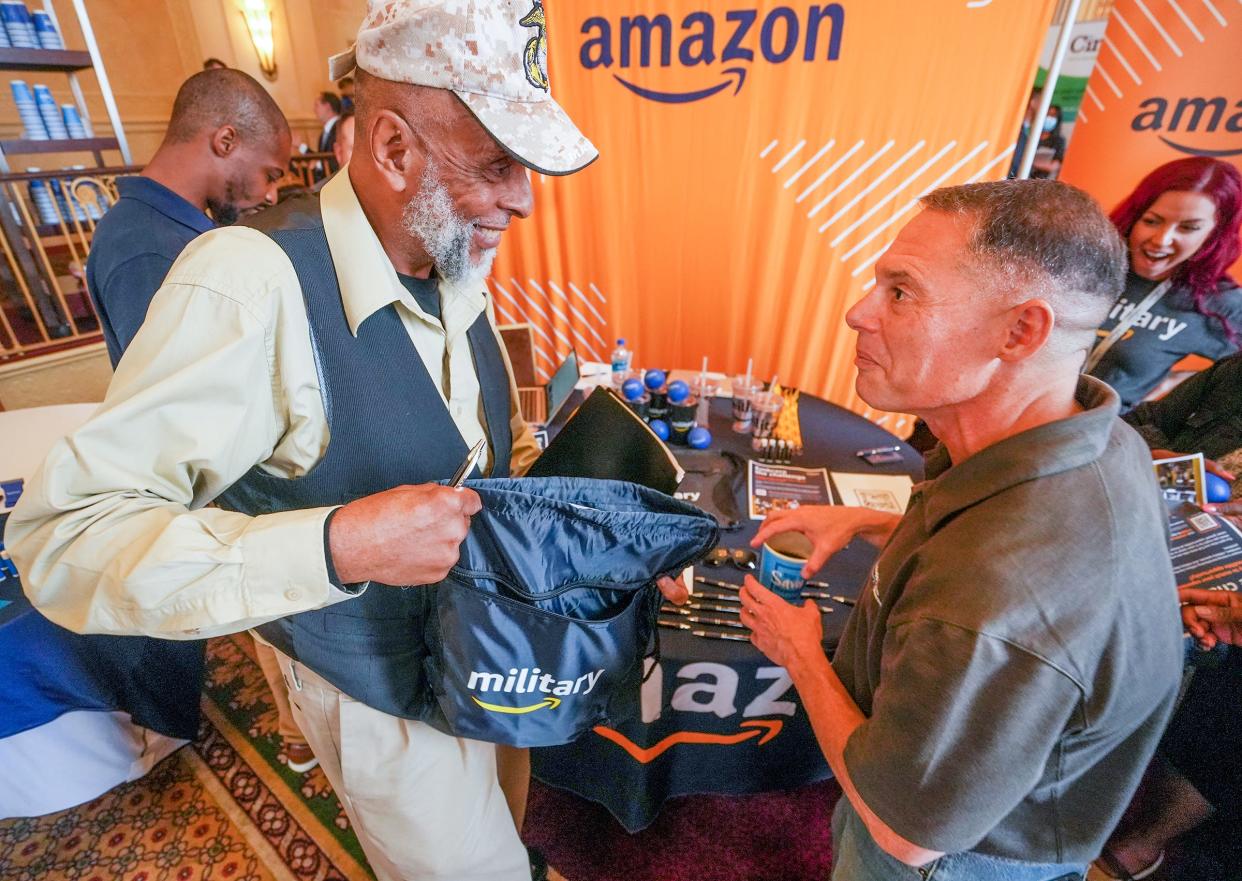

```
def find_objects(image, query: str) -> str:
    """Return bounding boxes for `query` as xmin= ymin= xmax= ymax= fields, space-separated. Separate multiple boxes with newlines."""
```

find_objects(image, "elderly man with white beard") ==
xmin=5 ymin=3 xmax=680 ymax=879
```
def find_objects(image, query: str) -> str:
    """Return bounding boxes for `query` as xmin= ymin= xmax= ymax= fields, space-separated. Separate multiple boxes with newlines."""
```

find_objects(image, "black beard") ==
xmin=206 ymin=197 xmax=240 ymax=226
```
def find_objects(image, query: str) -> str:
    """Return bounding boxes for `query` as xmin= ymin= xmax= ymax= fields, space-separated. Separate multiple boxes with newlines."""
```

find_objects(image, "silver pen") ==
xmin=449 ymin=438 xmax=487 ymax=488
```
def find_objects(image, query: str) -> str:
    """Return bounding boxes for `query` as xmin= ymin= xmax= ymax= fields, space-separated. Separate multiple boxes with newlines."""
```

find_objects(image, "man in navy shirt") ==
xmin=87 ymin=68 xmax=290 ymax=365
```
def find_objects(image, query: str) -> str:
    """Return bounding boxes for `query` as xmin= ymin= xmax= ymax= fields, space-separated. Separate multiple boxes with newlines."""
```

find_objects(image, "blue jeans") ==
xmin=830 ymin=798 xmax=1087 ymax=881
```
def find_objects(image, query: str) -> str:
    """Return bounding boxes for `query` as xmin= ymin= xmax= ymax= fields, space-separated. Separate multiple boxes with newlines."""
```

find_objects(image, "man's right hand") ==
xmin=328 ymin=484 xmax=482 ymax=586
xmin=751 ymin=505 xmax=902 ymax=577
xmin=1180 ymin=587 xmax=1242 ymax=649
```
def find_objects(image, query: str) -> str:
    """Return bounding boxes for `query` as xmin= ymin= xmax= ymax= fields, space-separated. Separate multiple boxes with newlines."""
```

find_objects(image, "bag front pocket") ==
xmin=423 ymin=575 xmax=651 ymax=747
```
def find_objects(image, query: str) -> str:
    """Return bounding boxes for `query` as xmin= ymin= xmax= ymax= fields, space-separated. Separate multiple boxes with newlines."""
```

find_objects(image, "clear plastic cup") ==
xmin=690 ymin=376 xmax=719 ymax=425
xmin=750 ymin=391 xmax=784 ymax=442
xmin=731 ymin=376 xmax=763 ymax=433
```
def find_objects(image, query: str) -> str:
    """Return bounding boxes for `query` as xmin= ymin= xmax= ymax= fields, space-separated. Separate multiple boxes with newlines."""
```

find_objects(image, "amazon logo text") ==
xmin=579 ymin=4 xmax=845 ymax=103
xmin=1131 ymin=96 xmax=1242 ymax=158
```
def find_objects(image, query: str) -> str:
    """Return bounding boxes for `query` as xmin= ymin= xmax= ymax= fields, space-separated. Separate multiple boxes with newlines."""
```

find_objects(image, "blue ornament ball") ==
xmin=667 ymin=379 xmax=691 ymax=404
xmin=621 ymin=377 xmax=644 ymax=401
xmin=687 ymin=426 xmax=712 ymax=449
xmin=644 ymin=368 xmax=667 ymax=391
xmin=1205 ymin=471 xmax=1232 ymax=504
xmin=649 ymin=418 xmax=671 ymax=441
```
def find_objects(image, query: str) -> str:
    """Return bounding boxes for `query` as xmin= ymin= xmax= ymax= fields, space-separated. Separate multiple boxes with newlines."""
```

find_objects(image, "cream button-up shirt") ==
xmin=5 ymin=169 xmax=539 ymax=639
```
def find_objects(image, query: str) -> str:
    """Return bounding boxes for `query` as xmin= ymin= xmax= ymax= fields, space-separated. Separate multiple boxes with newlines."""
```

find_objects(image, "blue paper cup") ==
xmin=10 ymin=79 xmax=33 ymax=102
xmin=758 ymin=532 xmax=813 ymax=603
xmin=32 ymin=10 xmax=60 ymax=49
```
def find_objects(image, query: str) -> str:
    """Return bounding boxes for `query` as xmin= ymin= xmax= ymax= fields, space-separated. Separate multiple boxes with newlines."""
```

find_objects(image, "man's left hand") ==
xmin=738 ymin=575 xmax=823 ymax=669
xmin=657 ymin=574 xmax=689 ymax=606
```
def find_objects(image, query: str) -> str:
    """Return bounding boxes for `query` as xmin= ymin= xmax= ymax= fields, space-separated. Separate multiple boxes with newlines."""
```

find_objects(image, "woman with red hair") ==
xmin=1087 ymin=157 xmax=1242 ymax=410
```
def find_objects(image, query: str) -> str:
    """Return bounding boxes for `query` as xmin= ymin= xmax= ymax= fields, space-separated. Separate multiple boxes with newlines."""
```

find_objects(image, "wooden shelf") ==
xmin=0 ymin=47 xmax=93 ymax=72
xmin=0 ymin=137 xmax=118 ymax=156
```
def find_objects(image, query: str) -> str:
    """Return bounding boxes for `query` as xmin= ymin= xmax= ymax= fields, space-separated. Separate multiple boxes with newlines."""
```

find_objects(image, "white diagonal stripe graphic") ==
xmin=493 ymin=297 xmax=519 ymax=325
xmin=519 ymin=282 xmax=576 ymax=350
xmin=1167 ymin=0 xmax=1206 ymax=40
xmin=1104 ymin=37 xmax=1143 ymax=84
xmin=760 ymin=139 xmax=779 ymax=159
xmin=785 ymin=141 xmax=835 ymax=189
xmin=807 ymin=140 xmax=896 ymax=218
xmin=549 ymin=282 xmax=608 ymax=347
xmin=1085 ymin=85 xmax=1106 ymax=111
xmin=772 ymin=140 xmax=807 ymax=173
xmin=510 ymin=279 xmax=573 ymax=349
xmin=528 ymin=280 xmax=602 ymax=361
xmin=862 ymin=277 xmax=876 ymax=292
xmin=567 ymin=282 xmax=608 ymax=326
xmin=829 ymin=141 xmax=956 ymax=246
xmin=964 ymin=145 xmax=1016 ymax=183
xmin=546 ymin=280 xmax=608 ymax=350
xmin=840 ymin=141 xmax=989 ymax=262
xmin=796 ymin=140 xmax=865 ymax=203
xmin=844 ymin=146 xmax=998 ymax=274
xmin=1095 ymin=62 xmax=1124 ymax=98
xmin=1136 ymin=0 xmax=1184 ymax=54
xmin=588 ymin=283 xmax=607 ymax=305
xmin=1201 ymin=0 xmax=1226 ymax=25
xmin=1113 ymin=8 xmax=1163 ymax=69
xmin=818 ymin=141 xmax=926 ymax=233
xmin=850 ymin=245 xmax=887 ymax=277
xmin=490 ymin=280 xmax=558 ymax=351
xmin=1077 ymin=107 xmax=1089 ymax=124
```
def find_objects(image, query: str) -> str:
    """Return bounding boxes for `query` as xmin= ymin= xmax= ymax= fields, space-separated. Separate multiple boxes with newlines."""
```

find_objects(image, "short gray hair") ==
xmin=920 ymin=180 xmax=1126 ymax=311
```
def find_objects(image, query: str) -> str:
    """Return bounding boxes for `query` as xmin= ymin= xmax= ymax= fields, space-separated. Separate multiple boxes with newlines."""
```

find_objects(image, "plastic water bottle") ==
xmin=610 ymin=338 xmax=632 ymax=386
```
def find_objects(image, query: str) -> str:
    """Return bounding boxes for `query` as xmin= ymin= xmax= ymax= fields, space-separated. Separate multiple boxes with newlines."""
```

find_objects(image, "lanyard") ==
xmin=1083 ymin=280 xmax=1174 ymax=374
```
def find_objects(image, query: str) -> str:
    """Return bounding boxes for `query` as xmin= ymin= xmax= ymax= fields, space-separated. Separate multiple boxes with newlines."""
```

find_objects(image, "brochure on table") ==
xmin=830 ymin=472 xmax=914 ymax=515
xmin=747 ymin=460 xmax=834 ymax=520
xmin=1167 ymin=501 xmax=1242 ymax=594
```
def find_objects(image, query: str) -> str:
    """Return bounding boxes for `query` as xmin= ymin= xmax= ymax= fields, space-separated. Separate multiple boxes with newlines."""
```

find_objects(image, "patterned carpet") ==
xmin=0 ymin=634 xmax=840 ymax=881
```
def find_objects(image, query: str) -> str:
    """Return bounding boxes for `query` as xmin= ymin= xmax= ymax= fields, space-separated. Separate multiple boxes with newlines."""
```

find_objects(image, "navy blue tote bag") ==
xmin=422 ymin=477 xmax=719 ymax=747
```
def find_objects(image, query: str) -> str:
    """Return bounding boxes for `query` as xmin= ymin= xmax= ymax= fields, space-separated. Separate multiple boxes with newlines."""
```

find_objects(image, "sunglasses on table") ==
xmin=701 ymin=547 xmax=757 ymax=571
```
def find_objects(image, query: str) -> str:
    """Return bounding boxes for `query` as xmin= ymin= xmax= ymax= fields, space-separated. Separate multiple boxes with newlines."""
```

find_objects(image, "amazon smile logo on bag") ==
xmin=467 ymin=666 xmax=606 ymax=714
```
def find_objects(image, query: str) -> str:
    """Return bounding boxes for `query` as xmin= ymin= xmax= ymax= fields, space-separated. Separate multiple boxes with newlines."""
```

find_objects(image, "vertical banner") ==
xmin=491 ymin=1 xmax=1055 ymax=414
xmin=1060 ymin=0 xmax=1241 ymax=267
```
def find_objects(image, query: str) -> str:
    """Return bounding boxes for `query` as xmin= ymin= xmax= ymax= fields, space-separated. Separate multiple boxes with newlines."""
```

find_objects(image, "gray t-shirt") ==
xmin=1088 ymin=272 xmax=1242 ymax=411
xmin=832 ymin=377 xmax=1182 ymax=863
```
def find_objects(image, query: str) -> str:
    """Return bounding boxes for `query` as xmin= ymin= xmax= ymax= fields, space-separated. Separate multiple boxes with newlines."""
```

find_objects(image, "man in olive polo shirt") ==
xmin=741 ymin=180 xmax=1183 ymax=880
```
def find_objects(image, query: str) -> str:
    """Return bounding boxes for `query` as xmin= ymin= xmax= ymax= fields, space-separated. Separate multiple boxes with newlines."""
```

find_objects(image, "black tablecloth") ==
xmin=531 ymin=391 xmax=923 ymax=831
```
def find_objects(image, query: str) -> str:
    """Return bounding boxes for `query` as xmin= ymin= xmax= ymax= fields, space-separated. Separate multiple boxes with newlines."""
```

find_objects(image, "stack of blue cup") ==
xmin=51 ymin=172 xmax=86 ymax=223
xmin=61 ymin=103 xmax=88 ymax=138
xmin=26 ymin=168 xmax=61 ymax=225
xmin=11 ymin=79 xmax=48 ymax=139
xmin=33 ymin=83 xmax=68 ymax=138
xmin=31 ymin=10 xmax=61 ymax=49
xmin=0 ymin=2 xmax=36 ymax=48
xmin=0 ymin=13 xmax=10 ymax=47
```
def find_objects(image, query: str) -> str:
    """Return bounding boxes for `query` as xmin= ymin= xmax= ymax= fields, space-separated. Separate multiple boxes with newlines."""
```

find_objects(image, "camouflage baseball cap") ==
xmin=329 ymin=0 xmax=597 ymax=176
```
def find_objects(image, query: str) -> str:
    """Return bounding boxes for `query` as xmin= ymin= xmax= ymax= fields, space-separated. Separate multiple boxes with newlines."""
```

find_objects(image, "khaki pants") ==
xmin=272 ymin=648 xmax=529 ymax=881
xmin=251 ymin=636 xmax=306 ymax=745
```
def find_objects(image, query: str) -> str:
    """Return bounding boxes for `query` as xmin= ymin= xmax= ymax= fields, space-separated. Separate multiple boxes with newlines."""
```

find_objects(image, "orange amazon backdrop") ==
xmin=1059 ymin=0 xmax=1242 ymax=278
xmin=489 ymin=0 xmax=1056 ymax=418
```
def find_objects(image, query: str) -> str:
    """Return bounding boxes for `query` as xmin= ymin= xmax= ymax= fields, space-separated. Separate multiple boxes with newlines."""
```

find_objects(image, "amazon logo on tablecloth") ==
xmin=578 ymin=4 xmax=846 ymax=104
xmin=1131 ymin=96 xmax=1242 ymax=158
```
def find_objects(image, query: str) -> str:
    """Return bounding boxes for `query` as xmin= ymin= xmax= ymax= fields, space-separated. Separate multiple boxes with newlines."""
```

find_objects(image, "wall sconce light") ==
xmin=239 ymin=0 xmax=277 ymax=78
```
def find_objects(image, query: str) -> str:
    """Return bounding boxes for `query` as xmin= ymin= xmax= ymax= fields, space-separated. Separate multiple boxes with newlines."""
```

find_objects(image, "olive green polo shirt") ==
xmin=833 ymin=376 xmax=1182 ymax=863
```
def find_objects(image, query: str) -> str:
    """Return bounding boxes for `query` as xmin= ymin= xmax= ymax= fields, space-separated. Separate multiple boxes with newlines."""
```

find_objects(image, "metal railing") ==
xmin=0 ymin=154 xmax=343 ymax=361
xmin=0 ymin=165 xmax=139 ymax=359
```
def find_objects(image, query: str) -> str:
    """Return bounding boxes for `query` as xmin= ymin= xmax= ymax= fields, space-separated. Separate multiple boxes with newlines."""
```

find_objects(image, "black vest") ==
xmin=218 ymin=195 xmax=513 ymax=718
